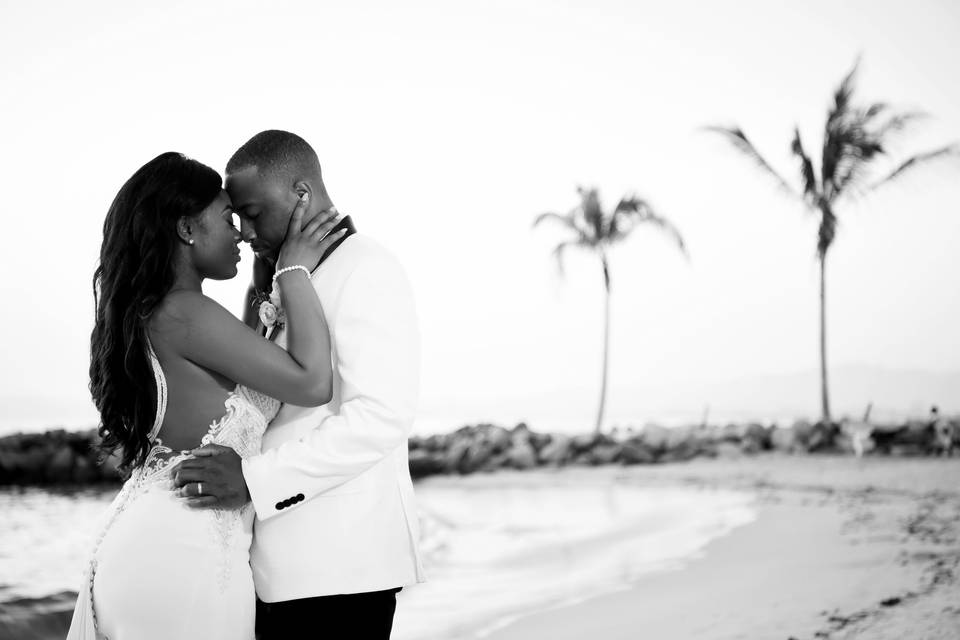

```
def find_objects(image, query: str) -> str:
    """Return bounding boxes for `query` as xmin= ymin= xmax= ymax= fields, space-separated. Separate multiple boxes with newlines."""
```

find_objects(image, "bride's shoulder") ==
xmin=151 ymin=290 xmax=233 ymax=334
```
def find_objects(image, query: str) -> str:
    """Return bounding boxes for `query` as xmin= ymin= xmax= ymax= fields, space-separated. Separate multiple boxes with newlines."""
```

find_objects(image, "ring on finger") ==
xmin=197 ymin=482 xmax=203 ymax=497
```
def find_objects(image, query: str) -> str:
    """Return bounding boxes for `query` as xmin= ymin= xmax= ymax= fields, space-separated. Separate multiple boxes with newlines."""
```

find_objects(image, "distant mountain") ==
xmin=644 ymin=364 xmax=960 ymax=424
xmin=417 ymin=364 xmax=960 ymax=431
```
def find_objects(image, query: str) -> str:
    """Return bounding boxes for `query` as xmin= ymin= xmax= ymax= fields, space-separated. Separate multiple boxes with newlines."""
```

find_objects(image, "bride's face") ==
xmin=189 ymin=190 xmax=243 ymax=280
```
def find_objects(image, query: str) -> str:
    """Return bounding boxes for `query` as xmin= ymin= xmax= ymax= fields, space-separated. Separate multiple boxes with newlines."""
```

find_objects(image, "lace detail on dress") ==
xmin=145 ymin=339 xmax=167 ymax=443
xmin=84 ymin=348 xmax=279 ymax=633
xmin=197 ymin=385 xmax=279 ymax=589
xmin=199 ymin=385 xmax=279 ymax=458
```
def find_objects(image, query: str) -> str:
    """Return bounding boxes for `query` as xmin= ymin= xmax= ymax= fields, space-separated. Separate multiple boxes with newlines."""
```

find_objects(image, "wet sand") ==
xmin=480 ymin=455 xmax=960 ymax=640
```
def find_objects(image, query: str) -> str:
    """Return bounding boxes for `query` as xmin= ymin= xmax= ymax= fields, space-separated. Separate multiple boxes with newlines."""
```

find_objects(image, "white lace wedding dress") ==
xmin=66 ymin=343 xmax=280 ymax=639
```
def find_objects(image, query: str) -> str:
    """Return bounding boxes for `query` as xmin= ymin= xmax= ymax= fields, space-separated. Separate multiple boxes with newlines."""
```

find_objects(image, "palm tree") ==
xmin=534 ymin=187 xmax=688 ymax=434
xmin=706 ymin=59 xmax=958 ymax=424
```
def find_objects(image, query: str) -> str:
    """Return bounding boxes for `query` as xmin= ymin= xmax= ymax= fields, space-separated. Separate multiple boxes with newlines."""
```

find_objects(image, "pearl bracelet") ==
xmin=272 ymin=265 xmax=311 ymax=282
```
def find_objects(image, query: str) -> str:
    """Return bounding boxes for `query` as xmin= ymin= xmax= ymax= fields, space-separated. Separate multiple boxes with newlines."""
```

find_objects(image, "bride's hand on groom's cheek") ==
xmin=169 ymin=444 xmax=251 ymax=510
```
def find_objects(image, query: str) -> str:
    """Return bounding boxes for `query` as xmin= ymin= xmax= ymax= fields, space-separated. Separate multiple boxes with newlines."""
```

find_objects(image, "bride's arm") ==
xmin=156 ymin=196 xmax=343 ymax=407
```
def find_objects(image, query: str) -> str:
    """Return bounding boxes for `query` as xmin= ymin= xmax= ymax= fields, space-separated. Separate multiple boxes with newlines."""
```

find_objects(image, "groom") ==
xmin=173 ymin=130 xmax=425 ymax=639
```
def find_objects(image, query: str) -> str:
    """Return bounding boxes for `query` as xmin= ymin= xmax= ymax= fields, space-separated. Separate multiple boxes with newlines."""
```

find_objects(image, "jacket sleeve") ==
xmin=241 ymin=250 xmax=420 ymax=521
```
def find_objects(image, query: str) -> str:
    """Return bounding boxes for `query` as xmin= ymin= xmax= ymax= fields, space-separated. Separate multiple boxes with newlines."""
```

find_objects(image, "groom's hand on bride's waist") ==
xmin=170 ymin=444 xmax=251 ymax=510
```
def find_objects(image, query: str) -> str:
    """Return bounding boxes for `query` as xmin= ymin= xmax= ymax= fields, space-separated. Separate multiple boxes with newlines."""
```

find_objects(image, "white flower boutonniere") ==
xmin=255 ymin=288 xmax=286 ymax=330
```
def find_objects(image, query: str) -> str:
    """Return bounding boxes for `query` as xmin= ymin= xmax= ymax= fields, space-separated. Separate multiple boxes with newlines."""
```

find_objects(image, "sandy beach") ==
xmin=470 ymin=455 xmax=960 ymax=640
xmin=2 ymin=454 xmax=958 ymax=640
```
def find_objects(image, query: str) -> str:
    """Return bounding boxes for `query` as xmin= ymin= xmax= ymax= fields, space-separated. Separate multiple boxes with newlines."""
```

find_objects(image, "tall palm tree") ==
xmin=534 ymin=187 xmax=688 ymax=434
xmin=706 ymin=59 xmax=958 ymax=424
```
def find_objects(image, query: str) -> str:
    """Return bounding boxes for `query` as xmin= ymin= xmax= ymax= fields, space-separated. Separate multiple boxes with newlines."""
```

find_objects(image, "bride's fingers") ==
xmin=283 ymin=192 xmax=310 ymax=240
xmin=183 ymin=496 xmax=220 ymax=509
xmin=177 ymin=483 xmax=203 ymax=498
xmin=317 ymin=228 xmax=348 ymax=249
xmin=300 ymin=209 xmax=338 ymax=237
xmin=171 ymin=467 xmax=207 ymax=487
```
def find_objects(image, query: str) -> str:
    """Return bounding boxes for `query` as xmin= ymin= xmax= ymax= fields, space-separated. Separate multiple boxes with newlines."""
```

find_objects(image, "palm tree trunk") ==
xmin=595 ymin=254 xmax=611 ymax=434
xmin=819 ymin=250 xmax=831 ymax=423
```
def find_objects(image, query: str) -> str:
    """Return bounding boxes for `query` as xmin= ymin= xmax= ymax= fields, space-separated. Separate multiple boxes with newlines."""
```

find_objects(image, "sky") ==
xmin=1 ymin=0 xmax=958 ymax=434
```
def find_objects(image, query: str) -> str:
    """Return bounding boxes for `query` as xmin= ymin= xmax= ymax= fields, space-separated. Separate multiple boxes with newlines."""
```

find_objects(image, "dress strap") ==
xmin=145 ymin=338 xmax=167 ymax=443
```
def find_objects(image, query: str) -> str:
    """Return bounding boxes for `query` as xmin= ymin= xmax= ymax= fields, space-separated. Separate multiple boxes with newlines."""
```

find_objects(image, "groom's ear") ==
xmin=293 ymin=181 xmax=311 ymax=200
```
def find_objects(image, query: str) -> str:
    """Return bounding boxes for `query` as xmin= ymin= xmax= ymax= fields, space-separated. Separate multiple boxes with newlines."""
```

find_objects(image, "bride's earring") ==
xmin=188 ymin=239 xmax=195 ymax=245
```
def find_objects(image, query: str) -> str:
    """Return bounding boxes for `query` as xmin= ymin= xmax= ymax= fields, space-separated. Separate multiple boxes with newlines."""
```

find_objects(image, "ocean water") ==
xmin=0 ymin=477 xmax=756 ymax=639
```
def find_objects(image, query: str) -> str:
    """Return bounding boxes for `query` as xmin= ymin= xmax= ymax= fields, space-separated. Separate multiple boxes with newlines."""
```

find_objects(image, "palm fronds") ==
xmin=869 ymin=144 xmax=960 ymax=191
xmin=703 ymin=125 xmax=797 ymax=197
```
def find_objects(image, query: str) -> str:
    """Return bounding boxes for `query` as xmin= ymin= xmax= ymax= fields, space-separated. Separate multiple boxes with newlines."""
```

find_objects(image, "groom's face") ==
xmin=225 ymin=166 xmax=297 ymax=260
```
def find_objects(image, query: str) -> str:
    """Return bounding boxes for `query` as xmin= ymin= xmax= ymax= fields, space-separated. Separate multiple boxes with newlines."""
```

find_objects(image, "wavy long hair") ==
xmin=90 ymin=152 xmax=221 ymax=471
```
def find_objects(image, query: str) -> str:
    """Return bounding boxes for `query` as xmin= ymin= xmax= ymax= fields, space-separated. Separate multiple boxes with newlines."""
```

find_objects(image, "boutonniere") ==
xmin=254 ymin=287 xmax=286 ymax=330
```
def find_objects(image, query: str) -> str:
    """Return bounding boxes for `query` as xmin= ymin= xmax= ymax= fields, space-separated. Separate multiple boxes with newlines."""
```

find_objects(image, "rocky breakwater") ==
xmin=1 ymin=415 xmax=956 ymax=487
xmin=0 ymin=429 xmax=121 ymax=486
xmin=407 ymin=417 xmax=960 ymax=480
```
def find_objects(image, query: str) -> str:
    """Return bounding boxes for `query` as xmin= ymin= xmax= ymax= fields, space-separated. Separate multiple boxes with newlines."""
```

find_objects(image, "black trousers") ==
xmin=255 ymin=588 xmax=402 ymax=640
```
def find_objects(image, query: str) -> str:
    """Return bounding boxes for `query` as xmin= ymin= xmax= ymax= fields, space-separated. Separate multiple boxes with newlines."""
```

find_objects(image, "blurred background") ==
xmin=1 ymin=1 xmax=958 ymax=639
xmin=2 ymin=0 xmax=958 ymax=435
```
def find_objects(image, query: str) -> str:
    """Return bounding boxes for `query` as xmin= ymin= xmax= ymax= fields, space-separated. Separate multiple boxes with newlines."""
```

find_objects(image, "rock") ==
xmin=73 ymin=456 xmax=99 ymax=483
xmin=806 ymin=421 xmax=840 ymax=452
xmin=527 ymin=430 xmax=553 ymax=453
xmin=791 ymin=419 xmax=813 ymax=445
xmin=741 ymin=423 xmax=771 ymax=451
xmin=461 ymin=440 xmax=495 ymax=474
xmin=714 ymin=441 xmax=743 ymax=459
xmin=484 ymin=425 xmax=512 ymax=453
xmin=570 ymin=433 xmax=599 ymax=454
xmin=665 ymin=425 xmax=695 ymax=449
xmin=619 ymin=441 xmax=656 ymax=465
xmin=588 ymin=443 xmax=622 ymax=465
xmin=506 ymin=440 xmax=538 ymax=470
xmin=871 ymin=424 xmax=905 ymax=454
xmin=510 ymin=424 xmax=533 ymax=446
xmin=771 ymin=426 xmax=799 ymax=452
xmin=659 ymin=443 xmax=701 ymax=463
xmin=539 ymin=435 xmax=572 ymax=466
xmin=98 ymin=452 xmax=123 ymax=481
xmin=444 ymin=438 xmax=472 ymax=473
xmin=639 ymin=424 xmax=670 ymax=452
xmin=47 ymin=446 xmax=75 ymax=483
xmin=408 ymin=449 xmax=446 ymax=479
xmin=898 ymin=421 xmax=936 ymax=452
xmin=478 ymin=451 xmax=511 ymax=473
xmin=658 ymin=426 xmax=703 ymax=462
xmin=571 ymin=452 xmax=595 ymax=466
xmin=720 ymin=423 xmax=742 ymax=442
xmin=890 ymin=444 xmax=928 ymax=456
xmin=423 ymin=434 xmax=450 ymax=452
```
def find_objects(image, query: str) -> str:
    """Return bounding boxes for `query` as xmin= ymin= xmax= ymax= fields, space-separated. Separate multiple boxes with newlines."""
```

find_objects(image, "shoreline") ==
xmin=2 ymin=455 xmax=958 ymax=640
xmin=469 ymin=457 xmax=960 ymax=640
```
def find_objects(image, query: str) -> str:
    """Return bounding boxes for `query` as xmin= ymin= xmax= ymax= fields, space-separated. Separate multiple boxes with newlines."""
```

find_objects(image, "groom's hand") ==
xmin=170 ymin=444 xmax=251 ymax=510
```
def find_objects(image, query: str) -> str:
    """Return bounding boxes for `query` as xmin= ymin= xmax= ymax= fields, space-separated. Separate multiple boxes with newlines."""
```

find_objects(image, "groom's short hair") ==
xmin=226 ymin=130 xmax=321 ymax=181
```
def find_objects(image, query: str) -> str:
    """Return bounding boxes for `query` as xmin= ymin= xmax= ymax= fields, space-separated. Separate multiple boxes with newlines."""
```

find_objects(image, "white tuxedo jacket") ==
xmin=241 ymin=230 xmax=426 ymax=602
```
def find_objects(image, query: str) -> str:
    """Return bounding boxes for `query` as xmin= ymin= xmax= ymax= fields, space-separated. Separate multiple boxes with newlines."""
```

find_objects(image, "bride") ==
xmin=67 ymin=151 xmax=344 ymax=639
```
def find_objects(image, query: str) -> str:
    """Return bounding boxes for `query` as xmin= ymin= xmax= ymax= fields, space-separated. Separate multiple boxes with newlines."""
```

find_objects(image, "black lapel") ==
xmin=311 ymin=215 xmax=357 ymax=274
xmin=266 ymin=215 xmax=357 ymax=342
